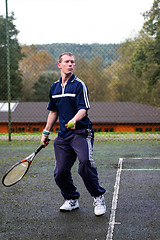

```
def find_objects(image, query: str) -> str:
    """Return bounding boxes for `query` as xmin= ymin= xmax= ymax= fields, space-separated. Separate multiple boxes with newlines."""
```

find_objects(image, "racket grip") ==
xmin=35 ymin=138 xmax=50 ymax=154
xmin=45 ymin=138 xmax=50 ymax=143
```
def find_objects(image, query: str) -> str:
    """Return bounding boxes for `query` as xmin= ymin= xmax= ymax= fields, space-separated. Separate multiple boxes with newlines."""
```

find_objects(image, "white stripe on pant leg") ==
xmin=86 ymin=135 xmax=96 ymax=168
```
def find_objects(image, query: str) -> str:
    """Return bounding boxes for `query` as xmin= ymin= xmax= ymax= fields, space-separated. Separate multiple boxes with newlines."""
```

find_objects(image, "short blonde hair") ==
xmin=58 ymin=52 xmax=74 ymax=63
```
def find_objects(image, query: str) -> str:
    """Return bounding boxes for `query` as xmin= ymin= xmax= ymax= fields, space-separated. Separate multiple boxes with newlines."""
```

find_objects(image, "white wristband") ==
xmin=42 ymin=129 xmax=50 ymax=137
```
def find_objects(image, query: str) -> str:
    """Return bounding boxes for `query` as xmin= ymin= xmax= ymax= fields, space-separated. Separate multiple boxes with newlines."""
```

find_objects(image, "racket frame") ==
xmin=2 ymin=141 xmax=49 ymax=187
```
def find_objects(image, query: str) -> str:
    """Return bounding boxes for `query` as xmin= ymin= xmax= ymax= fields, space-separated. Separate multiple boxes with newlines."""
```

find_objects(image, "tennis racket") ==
xmin=2 ymin=139 xmax=50 ymax=187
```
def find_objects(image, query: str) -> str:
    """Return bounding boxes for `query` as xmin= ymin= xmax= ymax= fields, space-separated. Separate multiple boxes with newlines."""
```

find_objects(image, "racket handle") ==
xmin=35 ymin=138 xmax=50 ymax=154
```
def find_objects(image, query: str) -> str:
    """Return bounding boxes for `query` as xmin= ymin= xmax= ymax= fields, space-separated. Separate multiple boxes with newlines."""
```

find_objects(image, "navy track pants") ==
xmin=53 ymin=129 xmax=106 ymax=200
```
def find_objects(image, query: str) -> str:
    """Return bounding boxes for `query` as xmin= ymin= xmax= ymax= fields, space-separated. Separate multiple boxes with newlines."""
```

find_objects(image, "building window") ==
xmin=18 ymin=127 xmax=25 ymax=132
xmin=136 ymin=128 xmax=143 ymax=132
xmin=105 ymin=128 xmax=114 ymax=132
xmin=32 ymin=128 xmax=39 ymax=132
xmin=93 ymin=128 xmax=97 ymax=132
xmin=155 ymin=128 xmax=160 ymax=132
xmin=98 ymin=128 xmax=102 ymax=132
xmin=56 ymin=127 xmax=60 ymax=132
xmin=145 ymin=128 xmax=152 ymax=132
xmin=11 ymin=128 xmax=15 ymax=133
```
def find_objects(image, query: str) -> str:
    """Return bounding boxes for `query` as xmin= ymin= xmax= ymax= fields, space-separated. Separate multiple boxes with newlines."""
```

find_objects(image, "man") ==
xmin=41 ymin=52 xmax=106 ymax=216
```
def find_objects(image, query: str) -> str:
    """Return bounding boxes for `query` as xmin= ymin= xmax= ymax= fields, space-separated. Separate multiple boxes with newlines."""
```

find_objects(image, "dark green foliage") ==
xmin=0 ymin=13 xmax=23 ymax=100
xmin=33 ymin=71 xmax=60 ymax=101
xmin=132 ymin=0 xmax=160 ymax=86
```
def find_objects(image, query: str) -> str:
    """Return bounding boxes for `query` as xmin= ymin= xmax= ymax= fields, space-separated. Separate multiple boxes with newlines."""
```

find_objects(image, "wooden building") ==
xmin=0 ymin=101 xmax=160 ymax=133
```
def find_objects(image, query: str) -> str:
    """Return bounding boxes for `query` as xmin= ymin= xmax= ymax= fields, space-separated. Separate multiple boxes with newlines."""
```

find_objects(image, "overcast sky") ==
xmin=0 ymin=0 xmax=154 ymax=45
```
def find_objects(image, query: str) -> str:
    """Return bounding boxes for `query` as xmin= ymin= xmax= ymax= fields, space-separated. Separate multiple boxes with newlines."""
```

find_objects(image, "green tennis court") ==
xmin=0 ymin=140 xmax=160 ymax=240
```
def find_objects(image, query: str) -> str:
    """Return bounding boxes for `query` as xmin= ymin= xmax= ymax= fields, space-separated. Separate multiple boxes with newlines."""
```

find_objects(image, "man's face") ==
xmin=58 ymin=55 xmax=75 ymax=75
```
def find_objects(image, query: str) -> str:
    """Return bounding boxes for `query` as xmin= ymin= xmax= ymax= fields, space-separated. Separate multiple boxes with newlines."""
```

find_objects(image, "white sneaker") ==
xmin=60 ymin=199 xmax=79 ymax=212
xmin=93 ymin=195 xmax=106 ymax=216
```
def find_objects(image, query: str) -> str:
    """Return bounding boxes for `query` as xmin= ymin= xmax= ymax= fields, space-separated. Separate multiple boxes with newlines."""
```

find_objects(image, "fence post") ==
xmin=5 ymin=0 xmax=11 ymax=141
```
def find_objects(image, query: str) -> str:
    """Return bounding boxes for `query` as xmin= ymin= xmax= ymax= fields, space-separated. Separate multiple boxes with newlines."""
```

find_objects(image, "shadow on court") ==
xmin=0 ymin=140 xmax=160 ymax=240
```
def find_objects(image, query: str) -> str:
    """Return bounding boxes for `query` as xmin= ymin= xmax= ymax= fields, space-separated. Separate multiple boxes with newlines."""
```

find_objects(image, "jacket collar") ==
xmin=59 ymin=74 xmax=75 ymax=84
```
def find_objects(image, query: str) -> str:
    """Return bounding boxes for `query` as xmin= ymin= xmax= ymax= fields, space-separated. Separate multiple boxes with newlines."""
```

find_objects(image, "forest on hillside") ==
xmin=36 ymin=43 xmax=120 ymax=67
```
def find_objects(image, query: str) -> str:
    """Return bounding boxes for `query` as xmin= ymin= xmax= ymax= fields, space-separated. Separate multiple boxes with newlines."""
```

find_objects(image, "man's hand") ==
xmin=66 ymin=120 xmax=76 ymax=130
xmin=41 ymin=136 xmax=50 ymax=147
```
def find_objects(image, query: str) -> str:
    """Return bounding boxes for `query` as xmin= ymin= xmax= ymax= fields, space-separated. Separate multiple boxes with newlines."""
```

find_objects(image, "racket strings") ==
xmin=3 ymin=161 xmax=29 ymax=186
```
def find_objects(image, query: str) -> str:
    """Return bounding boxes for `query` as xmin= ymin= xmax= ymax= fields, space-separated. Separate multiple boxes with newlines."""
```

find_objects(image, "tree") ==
xmin=0 ymin=13 xmax=23 ymax=100
xmin=143 ymin=0 xmax=160 ymax=37
xmin=131 ymin=1 xmax=160 ymax=86
xmin=103 ymin=38 xmax=151 ymax=104
xmin=19 ymin=45 xmax=56 ymax=101
xmin=75 ymin=56 xmax=108 ymax=101
xmin=106 ymin=0 xmax=160 ymax=106
xmin=128 ymin=0 xmax=160 ymax=106
xmin=33 ymin=71 xmax=60 ymax=101
xmin=142 ymin=0 xmax=160 ymax=85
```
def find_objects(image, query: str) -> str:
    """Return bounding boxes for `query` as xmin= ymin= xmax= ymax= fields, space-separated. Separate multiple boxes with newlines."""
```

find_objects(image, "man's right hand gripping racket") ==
xmin=2 ymin=139 xmax=50 ymax=187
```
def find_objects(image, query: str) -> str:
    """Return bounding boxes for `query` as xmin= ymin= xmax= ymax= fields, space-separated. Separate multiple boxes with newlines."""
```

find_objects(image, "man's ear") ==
xmin=57 ymin=62 xmax=61 ymax=69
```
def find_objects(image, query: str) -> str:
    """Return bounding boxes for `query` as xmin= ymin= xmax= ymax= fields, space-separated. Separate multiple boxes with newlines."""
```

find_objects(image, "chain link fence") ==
xmin=0 ymin=0 xmax=160 ymax=142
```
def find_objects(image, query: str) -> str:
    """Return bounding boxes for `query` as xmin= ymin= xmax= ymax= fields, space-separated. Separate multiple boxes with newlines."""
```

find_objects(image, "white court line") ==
xmin=106 ymin=157 xmax=160 ymax=240
xmin=124 ymin=157 xmax=160 ymax=160
xmin=123 ymin=169 xmax=160 ymax=171
xmin=123 ymin=157 xmax=160 ymax=171
xmin=106 ymin=158 xmax=123 ymax=240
